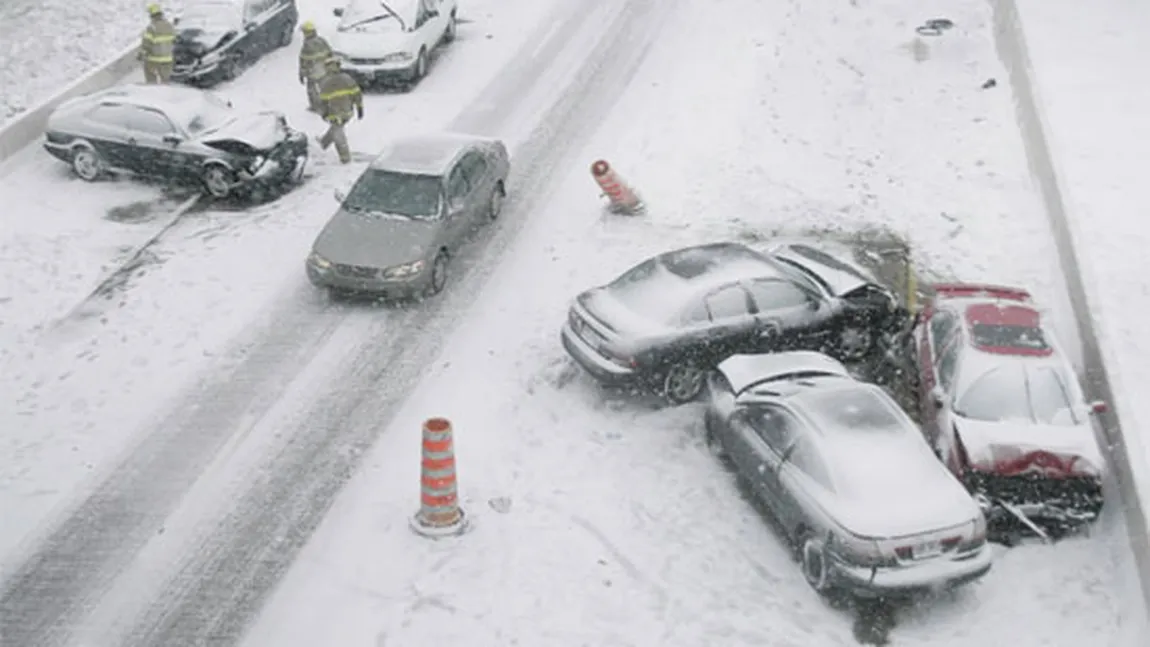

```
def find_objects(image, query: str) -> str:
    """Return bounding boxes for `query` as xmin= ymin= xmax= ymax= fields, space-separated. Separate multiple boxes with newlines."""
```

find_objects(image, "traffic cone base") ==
xmin=410 ymin=508 xmax=471 ymax=538
xmin=412 ymin=417 xmax=468 ymax=539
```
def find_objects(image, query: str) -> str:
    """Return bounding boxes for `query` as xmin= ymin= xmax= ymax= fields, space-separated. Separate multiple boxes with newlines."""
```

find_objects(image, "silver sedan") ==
xmin=306 ymin=132 xmax=510 ymax=299
xmin=703 ymin=350 xmax=993 ymax=599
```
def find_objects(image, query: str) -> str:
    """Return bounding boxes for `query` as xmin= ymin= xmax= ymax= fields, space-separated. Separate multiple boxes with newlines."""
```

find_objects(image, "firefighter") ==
xmin=298 ymin=21 xmax=332 ymax=112
xmin=139 ymin=4 xmax=176 ymax=84
xmin=316 ymin=57 xmax=363 ymax=164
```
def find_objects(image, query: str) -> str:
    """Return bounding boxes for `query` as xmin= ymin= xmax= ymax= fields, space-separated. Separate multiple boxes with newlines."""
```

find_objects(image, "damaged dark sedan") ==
xmin=171 ymin=0 xmax=298 ymax=86
xmin=43 ymin=84 xmax=309 ymax=200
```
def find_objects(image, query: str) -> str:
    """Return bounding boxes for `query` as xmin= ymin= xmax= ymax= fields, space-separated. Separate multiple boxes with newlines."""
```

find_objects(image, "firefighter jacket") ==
xmin=141 ymin=17 xmax=176 ymax=65
xmin=318 ymin=72 xmax=363 ymax=124
xmin=299 ymin=35 xmax=333 ymax=81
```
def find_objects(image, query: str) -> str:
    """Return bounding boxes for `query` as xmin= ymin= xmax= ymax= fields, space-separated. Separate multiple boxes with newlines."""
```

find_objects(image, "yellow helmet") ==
xmin=325 ymin=55 xmax=342 ymax=67
xmin=147 ymin=3 xmax=162 ymax=16
xmin=301 ymin=20 xmax=316 ymax=34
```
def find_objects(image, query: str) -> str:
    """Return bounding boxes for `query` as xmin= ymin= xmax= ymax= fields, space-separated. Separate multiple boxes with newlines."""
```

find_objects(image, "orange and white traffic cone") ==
xmin=590 ymin=160 xmax=644 ymax=215
xmin=410 ymin=417 xmax=470 ymax=538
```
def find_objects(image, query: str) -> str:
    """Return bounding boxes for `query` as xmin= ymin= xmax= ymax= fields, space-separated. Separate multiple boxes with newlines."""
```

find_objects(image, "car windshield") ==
xmin=183 ymin=94 xmax=236 ymax=136
xmin=179 ymin=1 xmax=242 ymax=31
xmin=956 ymin=364 xmax=1081 ymax=426
xmin=342 ymin=170 xmax=442 ymax=219
xmin=799 ymin=387 xmax=906 ymax=435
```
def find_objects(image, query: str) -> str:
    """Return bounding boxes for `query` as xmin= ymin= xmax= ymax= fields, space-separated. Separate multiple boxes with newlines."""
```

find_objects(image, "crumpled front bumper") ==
xmin=965 ymin=470 xmax=1105 ymax=528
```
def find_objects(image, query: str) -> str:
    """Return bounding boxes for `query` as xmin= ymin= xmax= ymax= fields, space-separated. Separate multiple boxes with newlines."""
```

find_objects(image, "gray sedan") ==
xmin=703 ymin=350 xmax=992 ymax=599
xmin=306 ymin=133 xmax=510 ymax=298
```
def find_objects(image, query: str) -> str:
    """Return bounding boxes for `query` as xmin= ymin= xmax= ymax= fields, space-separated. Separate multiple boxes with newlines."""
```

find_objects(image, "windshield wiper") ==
xmin=340 ymin=14 xmax=393 ymax=31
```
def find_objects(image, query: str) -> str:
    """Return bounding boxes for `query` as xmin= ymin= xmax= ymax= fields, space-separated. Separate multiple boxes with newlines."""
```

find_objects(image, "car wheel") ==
xmin=279 ymin=23 xmax=294 ymax=47
xmin=837 ymin=321 xmax=874 ymax=361
xmin=487 ymin=181 xmax=505 ymax=221
xmin=220 ymin=55 xmax=240 ymax=81
xmin=202 ymin=165 xmax=235 ymax=199
xmin=424 ymin=250 xmax=449 ymax=297
xmin=444 ymin=12 xmax=458 ymax=42
xmin=800 ymin=535 xmax=833 ymax=594
xmin=703 ymin=411 xmax=730 ymax=463
xmin=663 ymin=363 xmax=705 ymax=404
xmin=414 ymin=48 xmax=428 ymax=80
xmin=70 ymin=146 xmax=104 ymax=181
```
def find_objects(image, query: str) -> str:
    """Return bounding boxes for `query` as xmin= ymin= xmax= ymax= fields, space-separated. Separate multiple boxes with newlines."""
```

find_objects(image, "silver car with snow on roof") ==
xmin=703 ymin=350 xmax=992 ymax=598
xmin=306 ymin=132 xmax=510 ymax=299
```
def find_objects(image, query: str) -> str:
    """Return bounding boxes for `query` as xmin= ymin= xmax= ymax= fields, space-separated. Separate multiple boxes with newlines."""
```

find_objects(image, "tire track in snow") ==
xmin=0 ymin=1 xmax=666 ymax=646
xmin=121 ymin=1 xmax=669 ymax=644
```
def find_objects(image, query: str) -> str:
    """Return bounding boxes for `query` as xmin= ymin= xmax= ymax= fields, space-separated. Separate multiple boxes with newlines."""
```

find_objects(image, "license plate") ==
xmin=914 ymin=539 xmax=942 ymax=559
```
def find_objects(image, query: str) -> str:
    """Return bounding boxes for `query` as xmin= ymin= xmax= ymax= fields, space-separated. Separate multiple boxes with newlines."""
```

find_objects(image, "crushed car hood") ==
xmin=201 ymin=112 xmax=289 ymax=151
xmin=176 ymin=27 xmax=233 ymax=53
xmin=955 ymin=417 xmax=1105 ymax=477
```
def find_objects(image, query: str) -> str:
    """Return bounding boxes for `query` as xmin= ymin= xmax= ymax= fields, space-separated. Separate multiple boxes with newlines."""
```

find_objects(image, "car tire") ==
xmin=662 ymin=363 xmax=705 ymax=404
xmin=836 ymin=320 xmax=874 ymax=361
xmin=487 ymin=181 xmax=505 ymax=221
xmin=424 ymin=250 xmax=449 ymax=297
xmin=220 ymin=55 xmax=240 ymax=81
xmin=70 ymin=145 xmax=105 ymax=182
xmin=202 ymin=164 xmax=235 ymax=199
xmin=799 ymin=535 xmax=833 ymax=594
xmin=444 ymin=12 xmax=458 ymax=42
xmin=703 ymin=411 xmax=730 ymax=463
xmin=279 ymin=23 xmax=294 ymax=48
xmin=413 ymin=48 xmax=428 ymax=81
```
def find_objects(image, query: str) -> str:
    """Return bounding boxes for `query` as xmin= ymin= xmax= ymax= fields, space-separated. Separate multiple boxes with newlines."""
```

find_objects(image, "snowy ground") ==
xmin=0 ymin=0 xmax=1140 ymax=644
xmin=1015 ymin=0 xmax=1150 ymax=533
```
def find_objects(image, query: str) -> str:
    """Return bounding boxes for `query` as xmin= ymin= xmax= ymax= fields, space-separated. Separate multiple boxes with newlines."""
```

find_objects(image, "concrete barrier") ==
xmin=989 ymin=0 xmax=1150 ymax=632
xmin=0 ymin=44 xmax=140 ymax=164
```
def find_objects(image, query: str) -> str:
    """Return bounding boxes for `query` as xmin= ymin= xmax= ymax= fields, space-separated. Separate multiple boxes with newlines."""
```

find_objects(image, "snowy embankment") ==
xmin=0 ymin=0 xmax=150 ymax=126
xmin=0 ymin=0 xmax=561 ymax=571
xmin=1007 ymin=0 xmax=1150 ymax=637
xmin=235 ymin=0 xmax=1127 ymax=645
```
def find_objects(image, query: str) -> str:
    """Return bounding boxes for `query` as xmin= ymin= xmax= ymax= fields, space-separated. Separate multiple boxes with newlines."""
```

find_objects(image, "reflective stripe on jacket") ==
xmin=318 ymin=72 xmax=363 ymax=123
xmin=299 ymin=35 xmax=333 ymax=80
xmin=141 ymin=17 xmax=176 ymax=64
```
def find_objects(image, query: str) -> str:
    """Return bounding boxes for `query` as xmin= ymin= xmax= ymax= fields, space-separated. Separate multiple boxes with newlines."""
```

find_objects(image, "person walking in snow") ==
xmin=316 ymin=57 xmax=363 ymax=164
xmin=139 ymin=4 xmax=176 ymax=84
xmin=298 ymin=21 xmax=332 ymax=112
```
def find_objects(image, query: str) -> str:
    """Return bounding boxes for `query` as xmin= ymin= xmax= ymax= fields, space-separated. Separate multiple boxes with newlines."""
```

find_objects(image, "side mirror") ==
xmin=930 ymin=385 xmax=947 ymax=407
xmin=334 ymin=189 xmax=346 ymax=203
xmin=1090 ymin=400 xmax=1109 ymax=415
xmin=333 ymin=7 xmax=344 ymax=17
xmin=162 ymin=135 xmax=181 ymax=146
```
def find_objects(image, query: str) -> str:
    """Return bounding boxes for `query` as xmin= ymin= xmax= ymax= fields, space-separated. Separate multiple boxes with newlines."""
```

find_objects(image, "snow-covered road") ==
xmin=0 ymin=0 xmax=1141 ymax=645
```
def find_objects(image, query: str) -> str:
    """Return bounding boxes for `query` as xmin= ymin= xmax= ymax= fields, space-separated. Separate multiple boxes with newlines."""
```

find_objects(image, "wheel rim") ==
xmin=664 ymin=365 xmax=704 ymax=403
xmin=839 ymin=326 xmax=873 ymax=359
xmin=204 ymin=169 xmax=230 ymax=197
xmin=802 ymin=539 xmax=828 ymax=590
xmin=74 ymin=150 xmax=98 ymax=179
xmin=489 ymin=189 xmax=503 ymax=219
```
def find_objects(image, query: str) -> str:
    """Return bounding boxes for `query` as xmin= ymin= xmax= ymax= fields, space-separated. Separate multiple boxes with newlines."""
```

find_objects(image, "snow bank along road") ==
xmin=0 ymin=0 xmax=668 ymax=644
xmin=0 ymin=0 xmax=1140 ymax=646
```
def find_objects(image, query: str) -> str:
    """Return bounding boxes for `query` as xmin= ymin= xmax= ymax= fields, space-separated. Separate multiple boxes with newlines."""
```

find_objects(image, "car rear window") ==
xmin=604 ymin=260 xmax=692 ymax=323
xmin=971 ymin=323 xmax=1050 ymax=353
xmin=799 ymin=387 xmax=905 ymax=434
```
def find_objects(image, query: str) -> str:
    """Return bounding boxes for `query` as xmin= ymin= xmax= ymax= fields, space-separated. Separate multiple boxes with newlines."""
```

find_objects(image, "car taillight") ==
xmin=830 ymin=533 xmax=888 ymax=567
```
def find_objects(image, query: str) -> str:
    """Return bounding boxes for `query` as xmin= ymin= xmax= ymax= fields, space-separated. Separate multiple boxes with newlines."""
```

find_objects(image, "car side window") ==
xmin=744 ymin=406 xmax=799 ymax=454
xmin=937 ymin=338 xmax=961 ymax=391
xmin=245 ymin=0 xmax=275 ymax=21
xmin=787 ymin=437 xmax=834 ymax=490
xmin=681 ymin=300 xmax=710 ymax=325
xmin=446 ymin=166 xmax=470 ymax=206
xmin=929 ymin=309 xmax=959 ymax=352
xmin=87 ymin=104 xmax=136 ymax=129
xmin=126 ymin=108 xmax=176 ymax=135
xmin=745 ymin=279 xmax=811 ymax=312
xmin=459 ymin=152 xmax=488 ymax=188
xmin=704 ymin=285 xmax=751 ymax=321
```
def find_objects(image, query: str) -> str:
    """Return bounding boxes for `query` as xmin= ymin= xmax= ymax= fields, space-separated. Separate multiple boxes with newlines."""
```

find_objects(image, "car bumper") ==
xmin=342 ymin=58 xmax=420 ymax=83
xmin=306 ymin=260 xmax=432 ymax=297
xmin=560 ymin=321 xmax=637 ymax=385
xmin=237 ymin=136 xmax=309 ymax=190
xmin=43 ymin=141 xmax=71 ymax=163
xmin=172 ymin=60 xmax=226 ymax=85
xmin=829 ymin=546 xmax=993 ymax=598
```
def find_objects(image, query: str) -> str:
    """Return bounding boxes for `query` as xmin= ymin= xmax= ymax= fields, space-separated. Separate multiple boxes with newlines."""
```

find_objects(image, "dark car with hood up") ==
xmin=171 ymin=0 xmax=298 ymax=86
xmin=43 ymin=84 xmax=308 ymax=200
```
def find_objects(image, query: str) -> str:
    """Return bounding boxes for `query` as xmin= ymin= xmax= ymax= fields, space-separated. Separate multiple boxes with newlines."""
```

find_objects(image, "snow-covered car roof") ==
xmin=53 ymin=84 xmax=240 ymax=138
xmin=175 ymin=0 xmax=244 ymax=29
xmin=368 ymin=132 xmax=500 ymax=176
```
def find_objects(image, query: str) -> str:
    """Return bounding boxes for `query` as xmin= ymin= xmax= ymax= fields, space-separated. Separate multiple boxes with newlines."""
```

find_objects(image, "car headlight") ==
xmin=382 ymin=260 xmax=425 ymax=278
xmin=199 ymin=50 xmax=223 ymax=67
xmin=308 ymin=252 xmax=332 ymax=270
xmin=382 ymin=52 xmax=413 ymax=63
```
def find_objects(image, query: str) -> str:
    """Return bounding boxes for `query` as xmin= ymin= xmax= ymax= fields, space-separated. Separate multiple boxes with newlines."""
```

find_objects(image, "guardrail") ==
xmin=989 ymin=0 xmax=1150 ymax=635
xmin=0 ymin=44 xmax=140 ymax=165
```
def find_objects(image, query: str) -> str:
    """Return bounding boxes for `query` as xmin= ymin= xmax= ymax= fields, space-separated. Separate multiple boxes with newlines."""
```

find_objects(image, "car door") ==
xmin=117 ymin=106 xmax=184 ymax=176
xmin=442 ymin=161 xmax=474 ymax=247
xmin=919 ymin=308 xmax=960 ymax=442
xmin=78 ymin=103 xmax=139 ymax=170
xmin=457 ymin=148 xmax=493 ymax=224
xmin=744 ymin=278 xmax=824 ymax=353
xmin=777 ymin=433 xmax=834 ymax=535
xmin=728 ymin=405 xmax=799 ymax=514
xmin=414 ymin=0 xmax=448 ymax=47
xmin=695 ymin=283 xmax=758 ymax=366
xmin=238 ymin=0 xmax=276 ymax=64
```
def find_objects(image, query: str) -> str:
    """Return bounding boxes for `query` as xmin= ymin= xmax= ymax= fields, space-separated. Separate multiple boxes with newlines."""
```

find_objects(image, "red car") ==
xmin=911 ymin=283 xmax=1106 ymax=540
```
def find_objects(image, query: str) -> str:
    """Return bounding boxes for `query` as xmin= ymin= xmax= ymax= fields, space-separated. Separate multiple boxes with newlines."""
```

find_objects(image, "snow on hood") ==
xmin=175 ymin=1 xmax=242 ymax=51
xmin=332 ymin=29 xmax=408 ymax=58
xmin=313 ymin=208 xmax=440 ymax=268
xmin=201 ymin=112 xmax=288 ymax=151
xmin=955 ymin=417 xmax=1105 ymax=477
